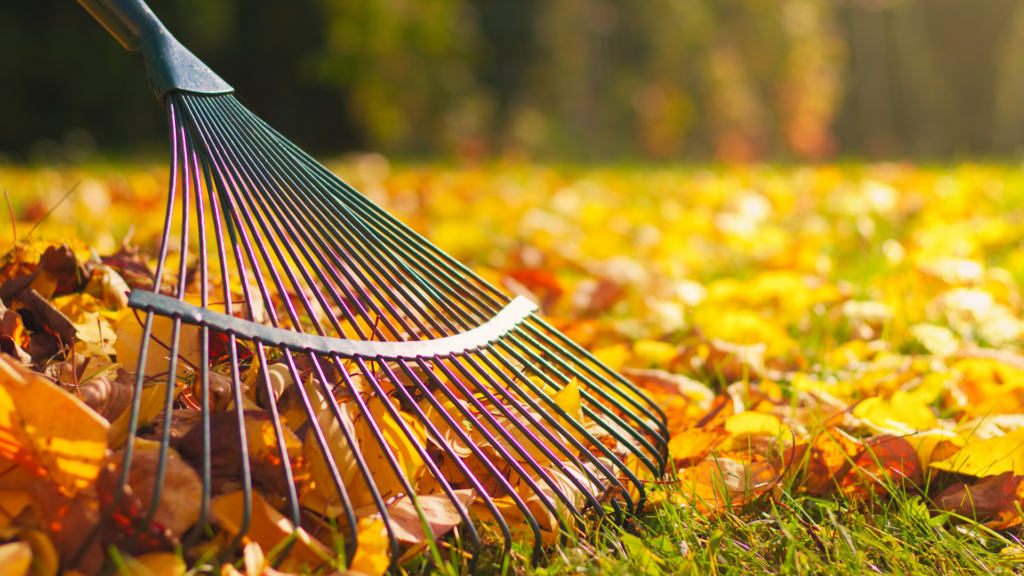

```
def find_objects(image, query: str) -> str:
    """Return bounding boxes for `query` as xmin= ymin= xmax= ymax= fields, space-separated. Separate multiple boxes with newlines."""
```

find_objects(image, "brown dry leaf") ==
xmin=177 ymin=411 xmax=307 ymax=503
xmin=29 ymin=479 xmax=103 ymax=575
xmin=210 ymin=490 xmax=334 ymax=573
xmin=305 ymin=396 xmax=425 ymax=513
xmin=842 ymin=435 xmax=923 ymax=496
xmin=785 ymin=427 xmax=861 ymax=496
xmin=666 ymin=427 xmax=730 ymax=468
xmin=356 ymin=489 xmax=475 ymax=545
xmin=934 ymin=472 xmax=1024 ymax=529
xmin=678 ymin=456 xmax=779 ymax=514
xmin=0 ymin=354 xmax=109 ymax=495
xmin=106 ymin=448 xmax=202 ymax=538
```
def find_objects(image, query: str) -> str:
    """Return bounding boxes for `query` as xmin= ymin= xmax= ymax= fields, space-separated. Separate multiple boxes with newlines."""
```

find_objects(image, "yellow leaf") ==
xmin=0 ymin=541 xmax=31 ymax=576
xmin=350 ymin=518 xmax=390 ymax=576
xmin=0 ymin=457 xmax=32 ymax=529
xmin=306 ymin=396 xmax=425 ymax=513
xmin=931 ymin=427 xmax=1024 ymax=476
xmin=692 ymin=308 xmax=795 ymax=357
xmin=0 ymin=355 xmax=109 ymax=495
xmin=853 ymin=391 xmax=938 ymax=432
xmin=591 ymin=344 xmax=630 ymax=372
xmin=107 ymin=383 xmax=171 ymax=449
xmin=633 ymin=340 xmax=678 ymax=368
xmin=667 ymin=427 xmax=730 ymax=467
xmin=211 ymin=490 xmax=334 ymax=572
xmin=114 ymin=307 xmax=202 ymax=380
xmin=550 ymin=378 xmax=585 ymax=445
xmin=119 ymin=552 xmax=186 ymax=576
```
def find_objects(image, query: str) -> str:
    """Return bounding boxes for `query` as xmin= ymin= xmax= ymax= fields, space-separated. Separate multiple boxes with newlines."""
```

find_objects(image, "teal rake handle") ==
xmin=77 ymin=0 xmax=233 ymax=101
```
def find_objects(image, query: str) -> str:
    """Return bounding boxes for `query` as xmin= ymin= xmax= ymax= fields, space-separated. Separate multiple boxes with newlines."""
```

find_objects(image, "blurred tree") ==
xmin=504 ymin=0 xmax=845 ymax=162
xmin=315 ymin=0 xmax=490 ymax=156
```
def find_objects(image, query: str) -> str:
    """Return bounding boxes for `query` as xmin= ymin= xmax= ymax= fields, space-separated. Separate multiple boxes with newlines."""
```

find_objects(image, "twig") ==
xmin=3 ymin=190 xmax=15 ymax=248
xmin=20 ymin=181 xmax=80 ymax=243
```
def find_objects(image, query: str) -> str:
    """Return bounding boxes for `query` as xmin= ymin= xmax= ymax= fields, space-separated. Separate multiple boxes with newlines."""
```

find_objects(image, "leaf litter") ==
xmin=4 ymin=162 xmax=1024 ymax=573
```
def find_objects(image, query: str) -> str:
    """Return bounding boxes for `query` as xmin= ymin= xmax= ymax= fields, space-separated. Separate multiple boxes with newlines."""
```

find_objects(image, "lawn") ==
xmin=3 ymin=160 xmax=1024 ymax=575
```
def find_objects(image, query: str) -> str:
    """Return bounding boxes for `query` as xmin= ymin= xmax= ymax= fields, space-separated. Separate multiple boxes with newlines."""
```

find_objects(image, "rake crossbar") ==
xmin=129 ymin=290 xmax=539 ymax=358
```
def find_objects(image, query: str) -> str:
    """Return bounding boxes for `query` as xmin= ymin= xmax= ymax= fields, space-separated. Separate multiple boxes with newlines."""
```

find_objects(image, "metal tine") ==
xmin=428 ymin=352 xmax=590 ymax=528
xmin=217 ymin=97 xmax=508 ymax=324
xmin=206 ymin=97 xmax=647 ymax=537
xmin=451 ymin=349 xmax=619 ymax=514
xmin=176 ymin=99 xmax=313 ymax=558
xmin=209 ymin=96 xmax=470 ymax=340
xmin=173 ymin=94 xmax=261 ymax=557
xmin=142 ymin=99 xmax=193 ymax=541
xmin=223 ymin=102 xmax=510 ymax=315
xmin=190 ymin=96 xmax=420 ymax=344
xmin=184 ymin=96 xmax=408 ymax=564
xmin=182 ymin=115 xmax=212 ymax=550
xmin=524 ymin=319 xmax=669 ymax=441
xmin=72 ymin=97 xmax=188 ymax=567
xmin=192 ymin=117 xmax=257 ymax=557
xmin=203 ymin=94 xmax=448 ymax=341
xmin=382 ymin=357 xmax=551 ymax=563
xmin=497 ymin=332 xmax=663 ymax=478
xmin=347 ymin=356 xmax=477 ymax=571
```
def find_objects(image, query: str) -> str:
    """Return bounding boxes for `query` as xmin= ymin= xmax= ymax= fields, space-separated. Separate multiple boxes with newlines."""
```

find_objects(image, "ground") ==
xmin=3 ymin=160 xmax=1024 ymax=574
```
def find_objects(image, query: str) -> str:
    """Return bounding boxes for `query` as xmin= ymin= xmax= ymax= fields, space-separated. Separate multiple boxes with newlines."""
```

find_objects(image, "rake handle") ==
xmin=76 ymin=0 xmax=233 ymax=102
xmin=77 ymin=0 xmax=160 ymax=51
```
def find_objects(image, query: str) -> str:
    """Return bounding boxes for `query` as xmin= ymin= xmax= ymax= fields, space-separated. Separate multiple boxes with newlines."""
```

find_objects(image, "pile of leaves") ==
xmin=5 ymin=160 xmax=1024 ymax=574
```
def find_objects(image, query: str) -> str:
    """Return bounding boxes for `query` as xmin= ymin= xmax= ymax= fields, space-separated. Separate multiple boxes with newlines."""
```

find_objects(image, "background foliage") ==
xmin=5 ymin=0 xmax=1024 ymax=161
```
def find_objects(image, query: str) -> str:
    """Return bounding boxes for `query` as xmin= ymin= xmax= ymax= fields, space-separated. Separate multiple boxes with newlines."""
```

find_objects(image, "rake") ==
xmin=74 ymin=0 xmax=669 ymax=572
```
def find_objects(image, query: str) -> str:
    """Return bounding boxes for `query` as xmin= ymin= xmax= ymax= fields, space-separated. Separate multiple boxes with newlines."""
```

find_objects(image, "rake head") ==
xmin=73 ymin=1 xmax=669 ymax=572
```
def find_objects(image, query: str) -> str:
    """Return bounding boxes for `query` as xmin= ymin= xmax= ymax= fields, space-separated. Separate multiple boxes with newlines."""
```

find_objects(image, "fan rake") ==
xmin=75 ymin=0 xmax=669 ymax=572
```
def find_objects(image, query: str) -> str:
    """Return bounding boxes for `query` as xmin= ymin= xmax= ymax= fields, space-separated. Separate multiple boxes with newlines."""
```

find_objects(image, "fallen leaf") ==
xmin=843 ymin=435 xmax=923 ymax=496
xmin=0 ymin=354 xmax=109 ymax=494
xmin=853 ymin=391 xmax=938 ymax=432
xmin=349 ymin=518 xmax=390 ymax=576
xmin=357 ymin=489 xmax=475 ymax=544
xmin=211 ymin=490 xmax=334 ymax=572
xmin=0 ymin=541 xmax=32 ymax=576
xmin=677 ymin=456 xmax=779 ymax=514
xmin=106 ymin=448 xmax=203 ymax=538
xmin=931 ymin=427 xmax=1024 ymax=476
xmin=666 ymin=427 xmax=730 ymax=468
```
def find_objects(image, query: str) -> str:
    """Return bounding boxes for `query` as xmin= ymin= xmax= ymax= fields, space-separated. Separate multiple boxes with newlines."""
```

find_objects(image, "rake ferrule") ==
xmin=76 ymin=0 xmax=233 ymax=101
